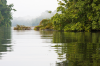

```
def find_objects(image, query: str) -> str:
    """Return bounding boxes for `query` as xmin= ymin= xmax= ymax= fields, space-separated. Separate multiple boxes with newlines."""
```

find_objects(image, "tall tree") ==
xmin=0 ymin=0 xmax=16 ymax=27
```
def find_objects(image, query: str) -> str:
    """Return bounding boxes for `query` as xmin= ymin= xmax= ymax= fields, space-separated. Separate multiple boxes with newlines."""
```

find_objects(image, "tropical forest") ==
xmin=34 ymin=0 xmax=100 ymax=32
xmin=0 ymin=0 xmax=100 ymax=66
xmin=0 ymin=0 xmax=16 ymax=27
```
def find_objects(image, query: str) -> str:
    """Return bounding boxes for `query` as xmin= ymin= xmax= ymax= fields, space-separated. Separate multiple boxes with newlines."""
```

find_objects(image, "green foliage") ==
xmin=50 ymin=0 xmax=100 ymax=32
xmin=64 ymin=22 xmax=84 ymax=31
xmin=39 ymin=19 xmax=50 ymax=26
xmin=14 ymin=25 xmax=31 ymax=30
xmin=0 ymin=0 xmax=16 ymax=27
xmin=34 ymin=19 xmax=53 ymax=30
xmin=34 ymin=25 xmax=44 ymax=30
xmin=45 ymin=23 xmax=53 ymax=29
xmin=0 ymin=11 xmax=4 ymax=23
xmin=48 ymin=11 xmax=52 ymax=13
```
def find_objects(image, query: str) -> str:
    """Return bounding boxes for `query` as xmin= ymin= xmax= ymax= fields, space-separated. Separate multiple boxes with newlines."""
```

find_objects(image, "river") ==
xmin=0 ymin=27 xmax=100 ymax=66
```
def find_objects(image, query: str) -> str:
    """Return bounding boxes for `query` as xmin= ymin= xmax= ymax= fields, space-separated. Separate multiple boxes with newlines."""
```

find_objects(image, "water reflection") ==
xmin=1 ymin=28 xmax=100 ymax=66
xmin=0 ymin=27 xmax=12 ymax=59
xmin=51 ymin=32 xmax=100 ymax=66
xmin=39 ymin=30 xmax=53 ymax=43
xmin=40 ymin=30 xmax=53 ymax=38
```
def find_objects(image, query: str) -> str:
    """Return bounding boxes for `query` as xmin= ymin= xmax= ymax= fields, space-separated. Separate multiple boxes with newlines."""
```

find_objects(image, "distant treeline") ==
xmin=12 ymin=17 xmax=43 ymax=27
xmin=11 ymin=10 xmax=58 ymax=27
xmin=0 ymin=0 xmax=16 ymax=27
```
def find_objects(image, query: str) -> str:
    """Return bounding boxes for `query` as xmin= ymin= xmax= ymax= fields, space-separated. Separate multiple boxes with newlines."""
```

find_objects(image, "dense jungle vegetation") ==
xmin=35 ymin=0 xmax=100 ymax=32
xmin=34 ymin=19 xmax=53 ymax=30
xmin=0 ymin=0 xmax=16 ymax=27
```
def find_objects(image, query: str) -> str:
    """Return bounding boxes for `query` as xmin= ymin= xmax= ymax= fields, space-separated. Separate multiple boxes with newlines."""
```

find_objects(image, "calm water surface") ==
xmin=0 ymin=27 xmax=100 ymax=66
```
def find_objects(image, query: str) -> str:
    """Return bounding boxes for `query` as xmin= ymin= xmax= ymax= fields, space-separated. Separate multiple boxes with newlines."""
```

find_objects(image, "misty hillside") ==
xmin=12 ymin=10 xmax=58 ymax=27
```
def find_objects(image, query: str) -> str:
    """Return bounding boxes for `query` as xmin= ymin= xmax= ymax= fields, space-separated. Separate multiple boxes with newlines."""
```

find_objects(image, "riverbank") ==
xmin=14 ymin=25 xmax=31 ymax=30
xmin=34 ymin=19 xmax=53 ymax=31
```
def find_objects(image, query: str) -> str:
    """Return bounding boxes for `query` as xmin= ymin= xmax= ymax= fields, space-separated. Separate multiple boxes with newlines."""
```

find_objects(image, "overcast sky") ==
xmin=7 ymin=0 xmax=58 ymax=19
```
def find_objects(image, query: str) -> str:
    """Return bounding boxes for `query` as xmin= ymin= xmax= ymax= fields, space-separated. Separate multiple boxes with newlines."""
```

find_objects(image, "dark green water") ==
xmin=40 ymin=31 xmax=100 ymax=66
xmin=0 ymin=27 xmax=100 ymax=66
xmin=50 ymin=32 xmax=100 ymax=66
xmin=0 ymin=27 xmax=12 ymax=59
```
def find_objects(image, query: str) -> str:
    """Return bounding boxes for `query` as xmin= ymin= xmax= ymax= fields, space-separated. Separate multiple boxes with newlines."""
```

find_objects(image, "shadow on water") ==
xmin=40 ymin=31 xmax=100 ymax=66
xmin=0 ymin=27 xmax=12 ymax=59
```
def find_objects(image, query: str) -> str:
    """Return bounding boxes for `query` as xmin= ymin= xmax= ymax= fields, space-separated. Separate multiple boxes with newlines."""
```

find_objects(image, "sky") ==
xmin=7 ymin=0 xmax=58 ymax=19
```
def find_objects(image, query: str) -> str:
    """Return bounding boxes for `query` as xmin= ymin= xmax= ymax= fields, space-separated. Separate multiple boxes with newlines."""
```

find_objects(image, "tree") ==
xmin=51 ymin=0 xmax=100 ymax=31
xmin=0 ymin=0 xmax=16 ymax=27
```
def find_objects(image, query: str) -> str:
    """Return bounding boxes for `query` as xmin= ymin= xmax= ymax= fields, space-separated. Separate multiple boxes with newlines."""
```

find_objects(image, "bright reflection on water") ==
xmin=0 ymin=27 xmax=100 ymax=66
xmin=0 ymin=27 xmax=57 ymax=66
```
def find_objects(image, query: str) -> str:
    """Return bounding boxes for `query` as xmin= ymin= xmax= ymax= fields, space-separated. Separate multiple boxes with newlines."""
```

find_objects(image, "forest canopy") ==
xmin=0 ymin=0 xmax=16 ymax=27
xmin=50 ymin=0 xmax=100 ymax=31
